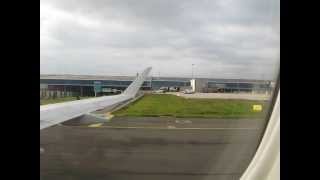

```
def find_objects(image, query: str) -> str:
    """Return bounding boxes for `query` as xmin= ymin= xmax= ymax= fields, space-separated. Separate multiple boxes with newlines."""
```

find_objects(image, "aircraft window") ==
xmin=40 ymin=0 xmax=279 ymax=179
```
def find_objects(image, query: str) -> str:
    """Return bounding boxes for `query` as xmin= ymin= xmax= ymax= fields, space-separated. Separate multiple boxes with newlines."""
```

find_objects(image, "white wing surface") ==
xmin=40 ymin=67 xmax=152 ymax=130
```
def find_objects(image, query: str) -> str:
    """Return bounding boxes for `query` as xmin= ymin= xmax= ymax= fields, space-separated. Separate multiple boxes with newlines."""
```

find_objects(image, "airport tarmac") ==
xmin=40 ymin=117 xmax=265 ymax=180
xmin=167 ymin=92 xmax=271 ymax=101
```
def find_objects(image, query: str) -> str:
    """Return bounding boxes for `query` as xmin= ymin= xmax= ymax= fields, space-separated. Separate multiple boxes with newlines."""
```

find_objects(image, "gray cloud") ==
xmin=40 ymin=0 xmax=279 ymax=80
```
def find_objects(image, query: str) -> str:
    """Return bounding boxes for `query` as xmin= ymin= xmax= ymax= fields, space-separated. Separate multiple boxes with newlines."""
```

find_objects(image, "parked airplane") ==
xmin=40 ymin=67 xmax=152 ymax=130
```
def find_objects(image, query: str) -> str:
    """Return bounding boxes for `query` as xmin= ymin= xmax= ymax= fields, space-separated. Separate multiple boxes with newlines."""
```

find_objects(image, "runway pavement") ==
xmin=40 ymin=117 xmax=265 ymax=180
xmin=167 ymin=92 xmax=271 ymax=101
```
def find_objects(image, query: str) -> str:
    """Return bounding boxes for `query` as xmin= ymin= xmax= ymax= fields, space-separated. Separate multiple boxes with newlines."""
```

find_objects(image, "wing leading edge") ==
xmin=40 ymin=67 xmax=152 ymax=130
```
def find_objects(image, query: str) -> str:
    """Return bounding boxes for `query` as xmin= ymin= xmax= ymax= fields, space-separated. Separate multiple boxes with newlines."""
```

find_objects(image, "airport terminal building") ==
xmin=40 ymin=74 xmax=273 ymax=98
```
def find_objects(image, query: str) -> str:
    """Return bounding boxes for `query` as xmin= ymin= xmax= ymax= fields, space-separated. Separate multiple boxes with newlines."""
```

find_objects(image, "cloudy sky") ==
xmin=40 ymin=0 xmax=279 ymax=80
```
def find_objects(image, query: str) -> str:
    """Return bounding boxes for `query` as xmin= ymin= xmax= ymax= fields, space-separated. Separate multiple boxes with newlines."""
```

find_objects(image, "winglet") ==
xmin=123 ymin=67 xmax=152 ymax=97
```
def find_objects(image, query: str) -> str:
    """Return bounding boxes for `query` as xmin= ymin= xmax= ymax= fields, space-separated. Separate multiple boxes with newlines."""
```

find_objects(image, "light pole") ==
xmin=192 ymin=64 xmax=194 ymax=79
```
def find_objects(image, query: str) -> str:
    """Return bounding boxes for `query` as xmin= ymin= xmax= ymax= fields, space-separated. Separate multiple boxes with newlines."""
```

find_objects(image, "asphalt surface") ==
xmin=167 ymin=92 xmax=271 ymax=101
xmin=40 ymin=117 xmax=265 ymax=180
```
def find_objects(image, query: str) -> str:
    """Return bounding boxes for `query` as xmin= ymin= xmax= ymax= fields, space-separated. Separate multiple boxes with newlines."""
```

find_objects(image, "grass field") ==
xmin=113 ymin=94 xmax=269 ymax=118
xmin=40 ymin=96 xmax=92 ymax=105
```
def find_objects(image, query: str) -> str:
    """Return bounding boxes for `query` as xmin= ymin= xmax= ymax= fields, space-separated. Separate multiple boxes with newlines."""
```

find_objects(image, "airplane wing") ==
xmin=40 ymin=67 xmax=152 ymax=130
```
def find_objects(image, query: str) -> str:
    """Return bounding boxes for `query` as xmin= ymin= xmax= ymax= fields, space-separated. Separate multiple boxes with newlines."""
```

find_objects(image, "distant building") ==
xmin=40 ymin=74 xmax=273 ymax=98
xmin=191 ymin=78 xmax=273 ymax=93
xmin=190 ymin=79 xmax=207 ymax=92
